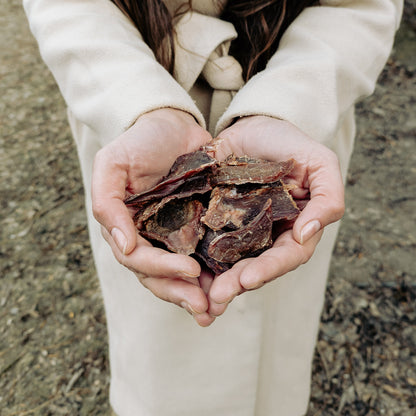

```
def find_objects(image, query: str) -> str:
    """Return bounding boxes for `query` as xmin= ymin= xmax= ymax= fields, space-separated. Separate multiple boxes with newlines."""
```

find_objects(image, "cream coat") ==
xmin=24 ymin=1 xmax=402 ymax=415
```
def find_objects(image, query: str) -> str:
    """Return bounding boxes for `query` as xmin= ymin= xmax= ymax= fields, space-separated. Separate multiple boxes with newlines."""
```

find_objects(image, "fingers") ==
xmin=137 ymin=274 xmax=215 ymax=327
xmin=136 ymin=269 xmax=215 ymax=327
xmin=208 ymin=230 xmax=322 ymax=317
xmin=139 ymin=275 xmax=215 ymax=327
xmin=101 ymin=227 xmax=201 ymax=280
xmin=208 ymin=261 xmax=248 ymax=316
xmin=102 ymin=227 xmax=215 ymax=326
xmin=92 ymin=146 xmax=138 ymax=255
xmin=238 ymin=229 xmax=322 ymax=290
xmin=205 ymin=118 xmax=345 ymax=319
xmin=292 ymin=150 xmax=345 ymax=245
xmin=199 ymin=268 xmax=215 ymax=295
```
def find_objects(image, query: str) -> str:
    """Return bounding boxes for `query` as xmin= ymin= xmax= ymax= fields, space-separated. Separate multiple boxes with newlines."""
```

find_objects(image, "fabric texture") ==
xmin=172 ymin=11 xmax=244 ymax=133
xmin=23 ymin=0 xmax=403 ymax=415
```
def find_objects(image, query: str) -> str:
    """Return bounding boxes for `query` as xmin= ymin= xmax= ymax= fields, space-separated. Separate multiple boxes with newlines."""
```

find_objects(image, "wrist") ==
xmin=131 ymin=107 xmax=211 ymax=154
xmin=138 ymin=107 xmax=196 ymax=125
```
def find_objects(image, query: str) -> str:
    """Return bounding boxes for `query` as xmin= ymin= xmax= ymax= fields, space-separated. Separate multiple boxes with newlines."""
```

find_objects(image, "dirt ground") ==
xmin=1 ymin=1 xmax=415 ymax=415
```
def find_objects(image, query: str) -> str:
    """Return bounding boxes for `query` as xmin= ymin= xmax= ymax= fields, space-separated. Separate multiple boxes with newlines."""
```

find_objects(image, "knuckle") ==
xmin=331 ymin=197 xmax=345 ymax=220
xmin=301 ymin=247 xmax=314 ymax=265
xmin=324 ymin=147 xmax=339 ymax=165
xmin=92 ymin=198 xmax=106 ymax=221
xmin=93 ymin=147 xmax=107 ymax=167
xmin=110 ymin=244 xmax=128 ymax=267
xmin=298 ymin=242 xmax=316 ymax=265
xmin=134 ymin=271 xmax=147 ymax=283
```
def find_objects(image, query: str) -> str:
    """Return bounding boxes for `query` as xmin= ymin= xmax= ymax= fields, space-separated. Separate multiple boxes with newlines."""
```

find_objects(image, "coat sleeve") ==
xmin=216 ymin=0 xmax=403 ymax=142
xmin=23 ymin=0 xmax=206 ymax=145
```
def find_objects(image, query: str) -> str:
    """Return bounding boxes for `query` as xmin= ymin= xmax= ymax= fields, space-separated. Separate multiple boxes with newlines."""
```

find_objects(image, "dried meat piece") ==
xmin=168 ymin=150 xmax=216 ymax=179
xmin=134 ymin=173 xmax=213 ymax=229
xmin=201 ymin=182 xmax=299 ymax=231
xmin=141 ymin=199 xmax=205 ymax=255
xmin=211 ymin=156 xmax=295 ymax=186
xmin=197 ymin=229 xmax=232 ymax=274
xmin=133 ymin=199 xmax=161 ymax=230
xmin=222 ymin=154 xmax=261 ymax=165
xmin=207 ymin=199 xmax=273 ymax=263
xmin=125 ymin=150 xmax=216 ymax=206
xmin=125 ymin=148 xmax=300 ymax=274
xmin=268 ymin=183 xmax=300 ymax=221
xmin=172 ymin=172 xmax=213 ymax=199
xmin=201 ymin=186 xmax=248 ymax=231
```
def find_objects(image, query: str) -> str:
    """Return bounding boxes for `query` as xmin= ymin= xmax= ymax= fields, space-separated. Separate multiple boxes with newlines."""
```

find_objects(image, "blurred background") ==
xmin=1 ymin=1 xmax=415 ymax=415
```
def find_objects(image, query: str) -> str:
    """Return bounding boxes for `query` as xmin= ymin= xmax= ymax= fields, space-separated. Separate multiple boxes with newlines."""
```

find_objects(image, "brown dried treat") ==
xmin=133 ymin=199 xmax=161 ymax=230
xmin=134 ymin=174 xmax=213 ymax=229
xmin=207 ymin=199 xmax=274 ymax=263
xmin=201 ymin=182 xmax=299 ymax=231
xmin=126 ymin=148 xmax=300 ymax=274
xmin=211 ymin=156 xmax=295 ymax=186
xmin=200 ymin=186 xmax=248 ymax=231
xmin=125 ymin=150 xmax=216 ymax=206
xmin=141 ymin=199 xmax=205 ymax=255
xmin=267 ymin=183 xmax=300 ymax=221
xmin=171 ymin=172 xmax=213 ymax=199
xmin=197 ymin=229 xmax=232 ymax=274
xmin=168 ymin=150 xmax=216 ymax=179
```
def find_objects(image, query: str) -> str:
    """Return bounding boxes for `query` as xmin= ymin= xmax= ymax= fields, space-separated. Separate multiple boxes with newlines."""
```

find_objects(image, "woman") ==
xmin=24 ymin=1 xmax=402 ymax=414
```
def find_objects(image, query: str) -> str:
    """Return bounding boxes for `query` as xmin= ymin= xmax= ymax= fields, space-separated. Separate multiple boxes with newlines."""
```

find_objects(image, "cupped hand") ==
xmin=208 ymin=116 xmax=345 ymax=317
xmin=92 ymin=108 xmax=215 ymax=326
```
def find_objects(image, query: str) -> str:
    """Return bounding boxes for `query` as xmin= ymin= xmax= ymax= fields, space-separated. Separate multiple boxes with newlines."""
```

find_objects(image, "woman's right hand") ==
xmin=91 ymin=108 xmax=215 ymax=326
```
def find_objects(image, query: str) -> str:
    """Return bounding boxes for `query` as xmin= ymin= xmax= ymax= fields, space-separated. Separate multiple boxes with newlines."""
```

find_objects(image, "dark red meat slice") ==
xmin=207 ymin=199 xmax=274 ymax=263
xmin=134 ymin=174 xmax=212 ymax=229
xmin=197 ymin=229 xmax=232 ymax=274
xmin=201 ymin=182 xmax=299 ymax=231
xmin=125 ymin=150 xmax=216 ymax=206
xmin=126 ymin=149 xmax=300 ymax=274
xmin=211 ymin=156 xmax=295 ymax=186
xmin=133 ymin=199 xmax=161 ymax=230
xmin=141 ymin=199 xmax=205 ymax=255
xmin=201 ymin=186 xmax=248 ymax=231
xmin=168 ymin=150 xmax=216 ymax=178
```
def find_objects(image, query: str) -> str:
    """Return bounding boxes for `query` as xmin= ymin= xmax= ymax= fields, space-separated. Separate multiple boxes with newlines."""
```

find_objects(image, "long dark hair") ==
xmin=111 ymin=0 xmax=317 ymax=81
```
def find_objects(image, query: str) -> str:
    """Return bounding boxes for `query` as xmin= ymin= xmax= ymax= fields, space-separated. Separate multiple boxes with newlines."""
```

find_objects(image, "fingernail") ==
xmin=180 ymin=270 xmax=200 ymax=279
xmin=300 ymin=220 xmax=321 ymax=245
xmin=208 ymin=302 xmax=228 ymax=318
xmin=240 ymin=277 xmax=261 ymax=290
xmin=111 ymin=227 xmax=128 ymax=254
xmin=209 ymin=296 xmax=229 ymax=305
xmin=180 ymin=301 xmax=197 ymax=316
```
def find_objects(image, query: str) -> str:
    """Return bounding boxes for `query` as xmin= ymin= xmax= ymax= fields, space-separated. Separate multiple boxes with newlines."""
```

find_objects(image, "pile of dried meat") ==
xmin=125 ymin=149 xmax=300 ymax=274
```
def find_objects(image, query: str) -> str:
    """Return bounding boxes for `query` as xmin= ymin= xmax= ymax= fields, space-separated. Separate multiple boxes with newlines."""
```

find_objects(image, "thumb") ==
xmin=91 ymin=149 xmax=137 ymax=255
xmin=293 ymin=156 xmax=345 ymax=245
xmin=292 ymin=187 xmax=345 ymax=245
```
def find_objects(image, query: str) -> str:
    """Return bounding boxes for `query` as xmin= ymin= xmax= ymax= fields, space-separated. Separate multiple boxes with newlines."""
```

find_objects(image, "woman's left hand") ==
xmin=207 ymin=116 xmax=345 ymax=317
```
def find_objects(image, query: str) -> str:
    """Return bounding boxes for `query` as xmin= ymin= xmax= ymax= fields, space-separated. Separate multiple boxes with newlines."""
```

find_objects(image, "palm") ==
xmin=207 ymin=116 xmax=344 ymax=317
xmin=92 ymin=109 xmax=215 ymax=326
xmin=118 ymin=111 xmax=211 ymax=196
